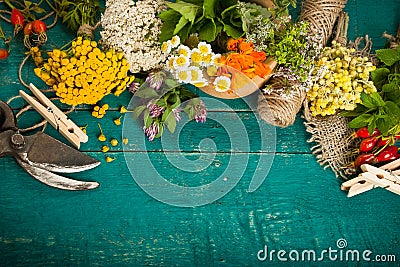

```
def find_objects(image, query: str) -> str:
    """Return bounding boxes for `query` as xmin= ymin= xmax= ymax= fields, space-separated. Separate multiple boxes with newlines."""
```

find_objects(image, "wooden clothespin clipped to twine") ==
xmin=341 ymin=158 xmax=400 ymax=197
xmin=19 ymin=83 xmax=88 ymax=149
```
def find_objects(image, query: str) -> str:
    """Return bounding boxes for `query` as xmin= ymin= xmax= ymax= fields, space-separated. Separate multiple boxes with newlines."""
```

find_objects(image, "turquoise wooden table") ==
xmin=1 ymin=1 xmax=399 ymax=266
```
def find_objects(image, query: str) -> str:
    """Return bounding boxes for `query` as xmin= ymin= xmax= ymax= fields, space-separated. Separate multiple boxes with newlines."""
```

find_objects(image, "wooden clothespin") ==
xmin=19 ymin=83 xmax=88 ymax=149
xmin=341 ymin=158 xmax=400 ymax=197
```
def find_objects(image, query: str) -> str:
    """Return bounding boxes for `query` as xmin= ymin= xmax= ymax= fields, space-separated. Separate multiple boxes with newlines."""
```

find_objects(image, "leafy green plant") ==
xmin=158 ymin=0 xmax=244 ymax=43
xmin=341 ymin=46 xmax=400 ymax=137
xmin=46 ymin=0 xmax=102 ymax=32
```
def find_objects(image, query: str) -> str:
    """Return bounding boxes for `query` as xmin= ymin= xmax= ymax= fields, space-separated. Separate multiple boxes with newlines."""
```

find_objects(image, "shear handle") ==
xmin=0 ymin=100 xmax=18 ymax=131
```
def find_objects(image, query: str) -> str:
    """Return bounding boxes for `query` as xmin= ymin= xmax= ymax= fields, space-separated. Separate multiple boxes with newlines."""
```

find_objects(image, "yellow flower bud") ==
xmin=110 ymin=139 xmax=118 ymax=146
xmin=105 ymin=156 xmax=116 ymax=163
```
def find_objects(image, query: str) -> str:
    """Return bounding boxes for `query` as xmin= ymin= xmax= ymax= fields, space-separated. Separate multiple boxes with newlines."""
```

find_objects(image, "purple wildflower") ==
xmin=147 ymin=102 xmax=164 ymax=118
xmin=143 ymin=122 xmax=159 ymax=141
xmin=172 ymin=108 xmax=182 ymax=122
xmin=128 ymin=81 xmax=140 ymax=94
xmin=194 ymin=101 xmax=207 ymax=123
xmin=145 ymin=72 xmax=165 ymax=91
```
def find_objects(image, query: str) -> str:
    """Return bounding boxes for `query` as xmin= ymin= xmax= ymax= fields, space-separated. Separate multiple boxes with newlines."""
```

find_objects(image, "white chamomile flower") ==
xmin=211 ymin=53 xmax=222 ymax=65
xmin=213 ymin=76 xmax=231 ymax=92
xmin=177 ymin=45 xmax=192 ymax=58
xmin=191 ymin=48 xmax=203 ymax=65
xmin=176 ymin=69 xmax=192 ymax=83
xmin=161 ymin=40 xmax=172 ymax=54
xmin=198 ymin=42 xmax=212 ymax=55
xmin=189 ymin=66 xmax=203 ymax=83
xmin=170 ymin=35 xmax=181 ymax=48
xmin=173 ymin=55 xmax=190 ymax=69
xmin=166 ymin=55 xmax=177 ymax=71
xmin=201 ymin=53 xmax=213 ymax=66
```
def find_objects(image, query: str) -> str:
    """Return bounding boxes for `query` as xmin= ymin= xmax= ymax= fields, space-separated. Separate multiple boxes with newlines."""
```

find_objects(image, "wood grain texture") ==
xmin=0 ymin=0 xmax=399 ymax=266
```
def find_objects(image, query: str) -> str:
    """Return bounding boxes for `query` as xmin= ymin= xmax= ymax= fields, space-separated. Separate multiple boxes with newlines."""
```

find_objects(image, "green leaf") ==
xmin=223 ymin=24 xmax=244 ymax=39
xmin=164 ymin=111 xmax=177 ymax=133
xmin=198 ymin=18 xmax=217 ymax=42
xmin=360 ymin=92 xmax=376 ymax=109
xmin=385 ymin=101 xmax=400 ymax=118
xmin=166 ymin=2 xmax=200 ymax=23
xmin=165 ymin=78 xmax=179 ymax=89
xmin=133 ymin=105 xmax=146 ymax=119
xmin=348 ymin=114 xmax=373 ymax=128
xmin=174 ymin=16 xmax=190 ymax=35
xmin=203 ymin=0 xmax=218 ymax=18
xmin=143 ymin=110 xmax=152 ymax=128
xmin=371 ymin=68 xmax=390 ymax=89
xmin=382 ymin=83 xmax=398 ymax=93
xmin=376 ymin=49 xmax=400 ymax=66
xmin=158 ymin=10 xmax=182 ymax=43
xmin=369 ymin=92 xmax=386 ymax=107
xmin=376 ymin=118 xmax=390 ymax=135
xmin=135 ymin=86 xmax=159 ymax=98
xmin=368 ymin=116 xmax=377 ymax=135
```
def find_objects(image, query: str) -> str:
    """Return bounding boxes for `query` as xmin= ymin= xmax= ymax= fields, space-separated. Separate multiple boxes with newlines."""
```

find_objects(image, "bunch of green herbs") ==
xmin=158 ymin=0 xmax=244 ymax=43
xmin=341 ymin=45 xmax=400 ymax=137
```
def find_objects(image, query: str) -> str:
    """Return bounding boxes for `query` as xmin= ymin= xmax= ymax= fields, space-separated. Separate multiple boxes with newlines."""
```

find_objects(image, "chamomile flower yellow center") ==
xmin=214 ymin=76 xmax=231 ymax=92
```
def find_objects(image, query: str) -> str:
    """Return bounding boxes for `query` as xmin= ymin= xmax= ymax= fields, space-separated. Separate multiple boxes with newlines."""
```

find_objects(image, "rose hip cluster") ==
xmin=352 ymin=127 xmax=400 ymax=169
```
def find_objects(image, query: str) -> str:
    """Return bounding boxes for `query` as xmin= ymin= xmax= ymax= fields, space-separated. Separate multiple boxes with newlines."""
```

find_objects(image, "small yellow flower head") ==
xmin=102 ymin=104 xmax=109 ymax=110
xmin=79 ymin=124 xmax=88 ymax=134
xmin=110 ymin=139 xmax=118 ymax=146
xmin=105 ymin=156 xmax=116 ymax=163
xmin=122 ymin=138 xmax=128 ymax=145
xmin=114 ymin=116 xmax=122 ymax=126
xmin=101 ymin=145 xmax=110 ymax=153
xmin=120 ymin=105 xmax=127 ymax=114
xmin=97 ymin=123 xmax=106 ymax=142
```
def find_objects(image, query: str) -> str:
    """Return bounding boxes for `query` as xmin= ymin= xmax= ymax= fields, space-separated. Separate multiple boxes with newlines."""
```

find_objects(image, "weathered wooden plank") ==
xmin=12 ymin=108 xmax=310 ymax=154
xmin=1 ymin=152 xmax=399 ymax=266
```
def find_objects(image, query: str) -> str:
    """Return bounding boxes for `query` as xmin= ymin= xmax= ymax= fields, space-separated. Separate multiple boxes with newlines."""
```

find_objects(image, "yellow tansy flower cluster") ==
xmin=30 ymin=46 xmax=43 ymax=66
xmin=34 ymin=36 xmax=135 ymax=106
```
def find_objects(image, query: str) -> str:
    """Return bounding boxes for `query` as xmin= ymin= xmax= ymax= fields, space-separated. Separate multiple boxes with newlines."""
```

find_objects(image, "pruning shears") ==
xmin=0 ymin=100 xmax=100 ymax=190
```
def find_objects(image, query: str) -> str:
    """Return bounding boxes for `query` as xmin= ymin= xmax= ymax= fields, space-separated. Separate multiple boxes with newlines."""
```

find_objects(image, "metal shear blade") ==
xmin=0 ymin=100 xmax=100 ymax=190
